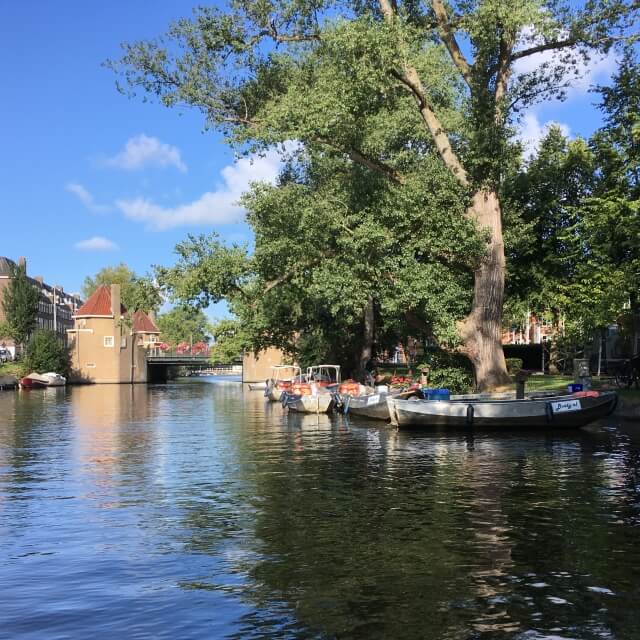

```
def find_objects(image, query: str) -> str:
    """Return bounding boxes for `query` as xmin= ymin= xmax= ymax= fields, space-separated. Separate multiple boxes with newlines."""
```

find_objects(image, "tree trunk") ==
xmin=458 ymin=190 xmax=511 ymax=391
xmin=355 ymin=296 xmax=374 ymax=383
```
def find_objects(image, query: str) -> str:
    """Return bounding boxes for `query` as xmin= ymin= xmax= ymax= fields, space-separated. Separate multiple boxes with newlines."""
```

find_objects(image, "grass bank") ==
xmin=0 ymin=361 xmax=23 ymax=378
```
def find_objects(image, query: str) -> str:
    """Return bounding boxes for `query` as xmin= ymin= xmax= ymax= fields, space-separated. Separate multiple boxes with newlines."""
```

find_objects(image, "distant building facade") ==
xmin=243 ymin=347 xmax=287 ymax=383
xmin=0 ymin=256 xmax=82 ymax=356
xmin=502 ymin=311 xmax=562 ymax=345
xmin=67 ymin=284 xmax=161 ymax=384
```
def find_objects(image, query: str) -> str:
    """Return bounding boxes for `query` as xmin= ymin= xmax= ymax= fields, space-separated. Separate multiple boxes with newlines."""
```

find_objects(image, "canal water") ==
xmin=1 ymin=379 xmax=639 ymax=639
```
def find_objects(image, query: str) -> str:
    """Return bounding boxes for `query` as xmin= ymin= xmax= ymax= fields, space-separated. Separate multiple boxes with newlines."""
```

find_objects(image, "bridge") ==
xmin=145 ymin=348 xmax=239 ymax=381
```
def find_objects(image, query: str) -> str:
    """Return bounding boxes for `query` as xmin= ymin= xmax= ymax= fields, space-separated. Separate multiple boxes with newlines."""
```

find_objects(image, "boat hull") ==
xmin=346 ymin=393 xmax=392 ymax=420
xmin=19 ymin=372 xmax=66 ymax=389
xmin=343 ymin=390 xmax=418 ymax=421
xmin=266 ymin=387 xmax=284 ymax=402
xmin=283 ymin=393 xmax=334 ymax=414
xmin=248 ymin=382 xmax=267 ymax=391
xmin=388 ymin=392 xmax=618 ymax=429
xmin=19 ymin=377 xmax=47 ymax=389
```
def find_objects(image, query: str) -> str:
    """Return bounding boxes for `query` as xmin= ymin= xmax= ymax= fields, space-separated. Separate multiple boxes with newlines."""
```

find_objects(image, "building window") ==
xmin=121 ymin=337 xmax=127 ymax=348
xmin=104 ymin=336 xmax=115 ymax=348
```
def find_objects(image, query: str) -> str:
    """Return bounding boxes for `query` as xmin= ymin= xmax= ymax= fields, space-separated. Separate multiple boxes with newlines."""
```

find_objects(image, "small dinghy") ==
xmin=387 ymin=390 xmax=618 ymax=429
xmin=247 ymin=381 xmax=267 ymax=391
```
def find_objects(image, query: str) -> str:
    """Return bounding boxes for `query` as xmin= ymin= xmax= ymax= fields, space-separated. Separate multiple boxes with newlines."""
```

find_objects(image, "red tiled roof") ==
xmin=75 ymin=285 xmax=127 ymax=317
xmin=132 ymin=309 xmax=160 ymax=334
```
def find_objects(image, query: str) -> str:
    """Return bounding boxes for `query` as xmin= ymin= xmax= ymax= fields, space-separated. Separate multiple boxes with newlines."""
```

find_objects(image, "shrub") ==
xmin=25 ymin=330 xmax=71 ymax=377
xmin=417 ymin=349 xmax=474 ymax=393
xmin=505 ymin=358 xmax=523 ymax=375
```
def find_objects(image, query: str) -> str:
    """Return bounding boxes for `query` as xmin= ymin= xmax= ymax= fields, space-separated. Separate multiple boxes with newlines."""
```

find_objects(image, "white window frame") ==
xmin=104 ymin=336 xmax=115 ymax=348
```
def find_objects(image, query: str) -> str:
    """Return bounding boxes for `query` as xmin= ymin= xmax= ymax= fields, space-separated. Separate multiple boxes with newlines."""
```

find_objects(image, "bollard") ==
xmin=515 ymin=370 xmax=532 ymax=400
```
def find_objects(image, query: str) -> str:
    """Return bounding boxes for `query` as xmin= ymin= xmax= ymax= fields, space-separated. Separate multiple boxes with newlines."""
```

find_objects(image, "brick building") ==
xmin=67 ymin=284 xmax=161 ymax=383
xmin=0 ymin=256 xmax=82 ymax=356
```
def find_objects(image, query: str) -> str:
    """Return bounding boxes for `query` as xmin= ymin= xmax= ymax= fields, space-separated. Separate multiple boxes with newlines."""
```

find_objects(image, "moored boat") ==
xmin=248 ymin=381 xmax=267 ymax=390
xmin=281 ymin=365 xmax=341 ymax=414
xmin=19 ymin=372 xmax=67 ymax=389
xmin=282 ymin=388 xmax=335 ymax=413
xmin=387 ymin=390 xmax=618 ymax=429
xmin=343 ymin=387 xmax=418 ymax=420
xmin=265 ymin=365 xmax=303 ymax=402
xmin=43 ymin=372 xmax=66 ymax=387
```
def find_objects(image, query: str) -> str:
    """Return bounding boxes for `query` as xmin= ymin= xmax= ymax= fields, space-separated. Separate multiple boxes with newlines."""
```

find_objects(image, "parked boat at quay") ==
xmin=342 ymin=386 xmax=418 ymax=420
xmin=281 ymin=365 xmax=341 ymax=414
xmin=19 ymin=372 xmax=67 ymax=389
xmin=387 ymin=390 xmax=618 ymax=429
xmin=265 ymin=365 xmax=303 ymax=402
xmin=247 ymin=381 xmax=267 ymax=391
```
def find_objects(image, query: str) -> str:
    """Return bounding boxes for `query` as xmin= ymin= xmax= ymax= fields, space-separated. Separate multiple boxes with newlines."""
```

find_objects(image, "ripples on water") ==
xmin=0 ymin=379 xmax=639 ymax=639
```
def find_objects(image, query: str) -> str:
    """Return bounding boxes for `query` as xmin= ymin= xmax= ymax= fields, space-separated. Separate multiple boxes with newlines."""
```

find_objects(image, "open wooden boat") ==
xmin=247 ymin=382 xmax=267 ymax=390
xmin=387 ymin=391 xmax=618 ymax=429
xmin=342 ymin=387 xmax=418 ymax=420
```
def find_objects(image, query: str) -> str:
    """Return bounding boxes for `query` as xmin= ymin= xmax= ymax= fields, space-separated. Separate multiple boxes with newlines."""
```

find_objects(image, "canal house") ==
xmin=67 ymin=284 xmax=160 ymax=384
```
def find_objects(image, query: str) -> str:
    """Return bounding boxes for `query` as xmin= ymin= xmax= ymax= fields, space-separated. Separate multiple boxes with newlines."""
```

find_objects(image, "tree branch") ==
xmin=494 ymin=29 xmax=516 ymax=122
xmin=511 ymin=32 xmax=638 ymax=62
xmin=378 ymin=0 xmax=469 ymax=187
xmin=390 ymin=69 xmax=469 ymax=186
xmin=262 ymin=255 xmax=328 ymax=295
xmin=431 ymin=0 xmax=473 ymax=88
xmin=511 ymin=37 xmax=579 ymax=61
xmin=346 ymin=147 xmax=407 ymax=185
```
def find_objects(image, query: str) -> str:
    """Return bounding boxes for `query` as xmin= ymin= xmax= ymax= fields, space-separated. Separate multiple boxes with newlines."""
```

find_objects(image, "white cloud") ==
xmin=518 ymin=112 xmax=571 ymax=158
xmin=74 ymin=236 xmax=119 ymax=251
xmin=116 ymin=150 xmax=282 ymax=231
xmin=66 ymin=182 xmax=111 ymax=214
xmin=105 ymin=134 xmax=187 ymax=172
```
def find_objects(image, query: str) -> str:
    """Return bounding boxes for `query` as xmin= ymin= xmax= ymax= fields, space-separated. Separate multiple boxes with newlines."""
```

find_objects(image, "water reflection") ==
xmin=0 ymin=381 xmax=639 ymax=639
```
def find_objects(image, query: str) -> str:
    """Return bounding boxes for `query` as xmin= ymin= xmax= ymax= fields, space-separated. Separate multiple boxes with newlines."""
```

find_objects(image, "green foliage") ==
xmin=209 ymin=318 xmax=246 ymax=362
xmin=157 ymin=306 xmax=210 ymax=347
xmin=505 ymin=358 xmax=523 ymax=374
xmin=82 ymin=263 xmax=161 ymax=313
xmin=1 ymin=263 xmax=39 ymax=348
xmin=109 ymin=0 xmax=639 ymax=383
xmin=418 ymin=349 xmax=475 ymax=393
xmin=25 ymin=330 xmax=71 ymax=377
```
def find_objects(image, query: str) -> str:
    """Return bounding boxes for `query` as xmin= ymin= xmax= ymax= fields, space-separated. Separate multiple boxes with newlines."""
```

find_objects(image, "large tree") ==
xmin=82 ymin=263 xmax=161 ymax=313
xmin=156 ymin=146 xmax=483 ymax=377
xmin=110 ymin=0 xmax=638 ymax=388
xmin=1 ymin=262 xmax=40 ymax=352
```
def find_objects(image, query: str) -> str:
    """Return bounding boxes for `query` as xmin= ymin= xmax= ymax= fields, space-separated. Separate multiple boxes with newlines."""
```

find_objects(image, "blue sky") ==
xmin=0 ymin=1 xmax=620 ymax=308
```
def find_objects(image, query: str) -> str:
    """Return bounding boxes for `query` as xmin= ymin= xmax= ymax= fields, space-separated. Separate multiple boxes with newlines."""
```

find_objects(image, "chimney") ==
xmin=110 ymin=284 xmax=121 ymax=318
xmin=34 ymin=276 xmax=43 ymax=286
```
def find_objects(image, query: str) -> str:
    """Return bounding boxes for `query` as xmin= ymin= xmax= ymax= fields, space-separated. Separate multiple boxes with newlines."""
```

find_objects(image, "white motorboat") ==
xmin=281 ymin=365 xmax=341 ymax=414
xmin=265 ymin=365 xmax=303 ymax=401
